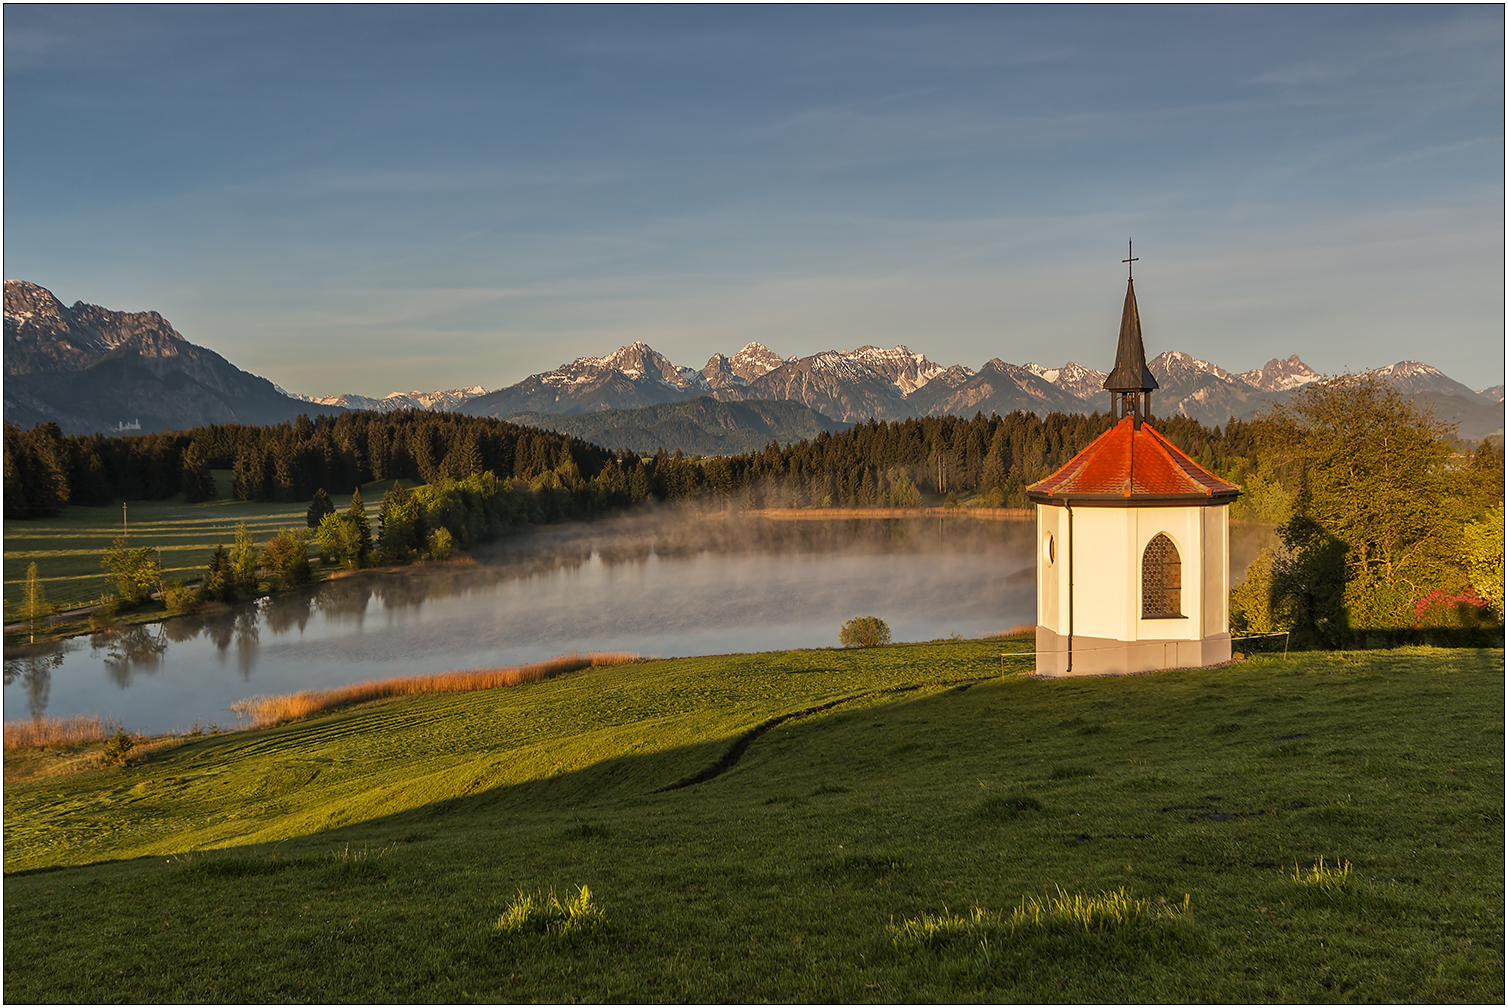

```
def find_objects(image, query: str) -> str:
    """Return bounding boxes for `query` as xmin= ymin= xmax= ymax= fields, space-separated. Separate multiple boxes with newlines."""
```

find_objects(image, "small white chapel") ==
xmin=1027 ymin=255 xmax=1241 ymax=676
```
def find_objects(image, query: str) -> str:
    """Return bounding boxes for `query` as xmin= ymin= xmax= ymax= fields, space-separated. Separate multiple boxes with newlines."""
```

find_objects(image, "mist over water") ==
xmin=4 ymin=514 xmax=1275 ymax=735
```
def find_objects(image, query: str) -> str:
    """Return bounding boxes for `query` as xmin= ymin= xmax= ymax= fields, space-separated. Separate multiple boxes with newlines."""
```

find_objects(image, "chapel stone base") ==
xmin=1034 ymin=625 xmax=1231 ymax=677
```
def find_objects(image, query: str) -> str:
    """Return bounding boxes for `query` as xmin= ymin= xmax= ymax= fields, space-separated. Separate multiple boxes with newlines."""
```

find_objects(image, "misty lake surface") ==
xmin=5 ymin=513 xmax=1274 ymax=735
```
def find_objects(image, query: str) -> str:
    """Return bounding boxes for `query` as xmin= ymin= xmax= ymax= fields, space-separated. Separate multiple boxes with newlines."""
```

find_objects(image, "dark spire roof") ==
xmin=1102 ymin=279 xmax=1158 ymax=393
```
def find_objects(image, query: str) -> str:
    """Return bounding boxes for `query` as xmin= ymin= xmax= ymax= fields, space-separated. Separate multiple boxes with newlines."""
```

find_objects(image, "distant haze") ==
xmin=4 ymin=7 xmax=1501 ymax=397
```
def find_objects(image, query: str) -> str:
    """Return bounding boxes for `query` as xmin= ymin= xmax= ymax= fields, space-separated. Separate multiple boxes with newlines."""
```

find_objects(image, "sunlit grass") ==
xmin=2 ymin=475 xmax=385 ymax=610
xmin=493 ymin=884 xmax=605 ymax=938
xmin=1 ymin=645 xmax=1501 ymax=1002
xmin=227 ymin=652 xmax=640 ymax=728
xmin=1293 ymin=857 xmax=1352 ymax=893
xmin=891 ymin=886 xmax=1191 ymax=950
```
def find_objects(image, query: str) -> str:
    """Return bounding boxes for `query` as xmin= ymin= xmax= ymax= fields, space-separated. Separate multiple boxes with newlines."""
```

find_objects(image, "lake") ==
xmin=3 ymin=513 xmax=1274 ymax=735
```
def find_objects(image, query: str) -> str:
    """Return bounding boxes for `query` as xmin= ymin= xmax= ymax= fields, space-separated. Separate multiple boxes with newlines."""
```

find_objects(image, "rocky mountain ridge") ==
xmin=7 ymin=279 xmax=1502 ymax=441
xmin=4 ymin=280 xmax=343 ymax=434
xmin=455 ymin=338 xmax=1501 ymax=439
xmin=280 ymin=385 xmax=490 ymax=413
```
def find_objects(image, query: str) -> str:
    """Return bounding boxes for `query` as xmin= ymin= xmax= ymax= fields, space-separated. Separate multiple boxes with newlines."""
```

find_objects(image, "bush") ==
xmin=839 ymin=616 xmax=891 ymax=648
xmin=262 ymin=528 xmax=312 ymax=587
xmin=427 ymin=527 xmax=454 ymax=561
xmin=89 ymin=592 xmax=122 ymax=630
xmin=163 ymin=579 xmax=202 ymax=615
xmin=100 ymin=728 xmax=135 ymax=766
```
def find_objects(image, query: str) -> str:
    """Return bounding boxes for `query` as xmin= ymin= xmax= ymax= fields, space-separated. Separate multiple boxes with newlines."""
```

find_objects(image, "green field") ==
xmin=2 ymin=474 xmax=390 ymax=613
xmin=3 ymin=640 xmax=1502 ymax=1002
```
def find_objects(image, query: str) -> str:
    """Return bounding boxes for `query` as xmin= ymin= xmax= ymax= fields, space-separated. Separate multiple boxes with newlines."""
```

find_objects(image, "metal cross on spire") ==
xmin=1123 ymin=239 xmax=1138 ymax=280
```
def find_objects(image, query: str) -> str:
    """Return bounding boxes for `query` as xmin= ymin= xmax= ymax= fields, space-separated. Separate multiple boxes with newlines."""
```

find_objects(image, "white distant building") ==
xmin=1028 ymin=270 xmax=1240 ymax=676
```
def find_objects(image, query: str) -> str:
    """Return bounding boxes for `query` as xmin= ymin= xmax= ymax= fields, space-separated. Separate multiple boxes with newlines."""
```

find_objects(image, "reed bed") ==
xmin=229 ymin=652 xmax=639 ymax=729
xmin=3 ymin=714 xmax=122 ymax=751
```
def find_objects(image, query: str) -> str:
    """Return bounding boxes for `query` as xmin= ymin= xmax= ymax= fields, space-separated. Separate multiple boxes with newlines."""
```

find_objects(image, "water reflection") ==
xmin=3 ymin=649 xmax=64 ymax=719
xmin=91 ymin=626 xmax=169 ymax=688
xmin=2 ymin=514 xmax=1275 ymax=735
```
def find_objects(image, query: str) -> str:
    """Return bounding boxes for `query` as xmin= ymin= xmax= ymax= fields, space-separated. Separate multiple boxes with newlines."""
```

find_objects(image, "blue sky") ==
xmin=5 ymin=6 xmax=1502 ymax=397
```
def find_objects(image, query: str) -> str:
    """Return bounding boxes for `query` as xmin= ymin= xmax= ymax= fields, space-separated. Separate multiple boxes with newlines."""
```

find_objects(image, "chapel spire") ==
xmin=1102 ymin=241 xmax=1158 ymax=424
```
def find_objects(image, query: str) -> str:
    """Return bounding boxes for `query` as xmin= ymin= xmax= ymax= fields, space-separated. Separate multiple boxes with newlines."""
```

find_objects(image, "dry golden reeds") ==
xmin=229 ymin=651 xmax=638 ymax=729
xmin=3 ymin=714 xmax=122 ymax=751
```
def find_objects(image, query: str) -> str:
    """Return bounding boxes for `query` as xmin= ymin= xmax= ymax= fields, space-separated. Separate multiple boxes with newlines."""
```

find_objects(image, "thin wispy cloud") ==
xmin=4 ymin=6 xmax=1500 ymax=397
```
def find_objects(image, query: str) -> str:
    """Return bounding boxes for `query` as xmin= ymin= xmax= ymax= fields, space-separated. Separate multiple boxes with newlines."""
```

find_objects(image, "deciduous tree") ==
xmin=101 ymin=538 xmax=163 ymax=605
xmin=839 ymin=616 xmax=891 ymax=648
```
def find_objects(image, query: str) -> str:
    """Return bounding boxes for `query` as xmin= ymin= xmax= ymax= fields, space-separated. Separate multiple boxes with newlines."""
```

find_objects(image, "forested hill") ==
xmin=4 ymin=407 xmax=1257 ymax=521
xmin=502 ymin=397 xmax=848 ymax=456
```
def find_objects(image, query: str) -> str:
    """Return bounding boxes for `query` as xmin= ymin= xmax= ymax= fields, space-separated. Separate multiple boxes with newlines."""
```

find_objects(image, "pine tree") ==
xmin=232 ymin=447 xmax=263 ymax=501
xmin=202 ymin=545 xmax=234 ymax=603
xmin=347 ymin=488 xmax=372 ymax=567
xmin=306 ymin=488 xmax=336 ymax=529
xmin=180 ymin=443 xmax=217 ymax=503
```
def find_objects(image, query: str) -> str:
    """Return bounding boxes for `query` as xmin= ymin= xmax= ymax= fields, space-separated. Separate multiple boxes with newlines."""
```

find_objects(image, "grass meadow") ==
xmin=2 ymin=639 xmax=1502 ymax=1002
xmin=2 ymin=474 xmax=391 ymax=615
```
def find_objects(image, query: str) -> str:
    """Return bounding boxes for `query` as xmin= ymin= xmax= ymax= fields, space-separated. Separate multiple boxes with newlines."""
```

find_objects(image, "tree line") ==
xmin=5 ymin=406 xmax=1270 ymax=519
xmin=3 ymin=412 xmax=622 ymax=519
xmin=7 ymin=386 xmax=1501 ymax=642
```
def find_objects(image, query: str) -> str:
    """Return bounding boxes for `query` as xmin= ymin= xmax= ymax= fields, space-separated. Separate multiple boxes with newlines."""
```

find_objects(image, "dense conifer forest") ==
xmin=3 ymin=408 xmax=1258 ymax=521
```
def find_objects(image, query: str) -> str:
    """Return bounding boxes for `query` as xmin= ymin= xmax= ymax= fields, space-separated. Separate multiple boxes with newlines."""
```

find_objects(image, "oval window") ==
xmin=1044 ymin=532 xmax=1056 ymax=566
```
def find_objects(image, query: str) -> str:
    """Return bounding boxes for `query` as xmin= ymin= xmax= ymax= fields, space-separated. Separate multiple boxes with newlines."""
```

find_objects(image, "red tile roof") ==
xmin=1026 ymin=416 xmax=1240 ymax=505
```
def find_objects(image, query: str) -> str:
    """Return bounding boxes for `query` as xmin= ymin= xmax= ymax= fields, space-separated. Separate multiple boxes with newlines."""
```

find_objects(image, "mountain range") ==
xmin=4 ymin=280 xmax=341 ymax=434
xmin=6 ymin=279 xmax=1503 ymax=443
xmin=453 ymin=339 xmax=1502 ymax=441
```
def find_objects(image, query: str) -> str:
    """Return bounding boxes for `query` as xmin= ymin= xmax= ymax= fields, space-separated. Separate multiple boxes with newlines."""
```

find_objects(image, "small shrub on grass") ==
xmin=839 ymin=616 xmax=891 ymax=647
xmin=100 ymin=728 xmax=135 ymax=766
xmin=494 ymin=885 xmax=604 ymax=939
xmin=1293 ymin=858 xmax=1351 ymax=894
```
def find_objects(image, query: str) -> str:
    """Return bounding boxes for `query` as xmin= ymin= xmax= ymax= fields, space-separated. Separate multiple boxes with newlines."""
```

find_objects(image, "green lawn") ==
xmin=3 ymin=474 xmax=392 ymax=612
xmin=3 ymin=641 xmax=1502 ymax=1002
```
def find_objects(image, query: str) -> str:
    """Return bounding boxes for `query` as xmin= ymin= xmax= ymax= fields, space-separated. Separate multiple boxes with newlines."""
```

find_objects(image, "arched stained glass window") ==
xmin=1142 ymin=533 xmax=1182 ymax=617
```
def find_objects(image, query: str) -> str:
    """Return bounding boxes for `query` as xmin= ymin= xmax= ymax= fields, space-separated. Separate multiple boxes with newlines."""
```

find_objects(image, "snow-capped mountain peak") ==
xmin=1021 ymin=361 xmax=1109 ymax=399
xmin=843 ymin=344 xmax=946 ymax=394
xmin=1151 ymin=350 xmax=1234 ymax=382
xmin=1238 ymin=354 xmax=1323 ymax=392
xmin=727 ymin=342 xmax=787 ymax=382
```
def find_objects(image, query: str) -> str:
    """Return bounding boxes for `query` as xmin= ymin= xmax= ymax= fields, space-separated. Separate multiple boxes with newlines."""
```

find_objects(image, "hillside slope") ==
xmin=2 ymin=644 xmax=1501 ymax=1003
